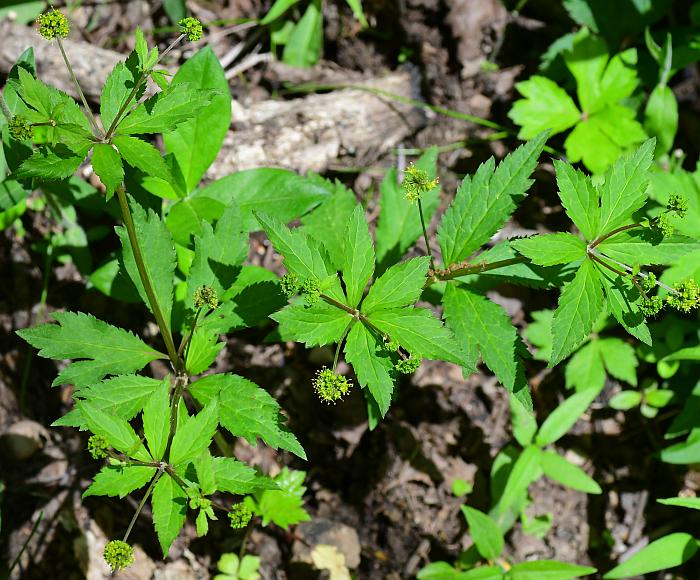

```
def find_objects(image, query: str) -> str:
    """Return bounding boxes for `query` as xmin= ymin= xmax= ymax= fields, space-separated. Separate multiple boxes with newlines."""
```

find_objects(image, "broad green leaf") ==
xmin=511 ymin=233 xmax=586 ymax=266
xmin=438 ymin=134 xmax=547 ymax=265
xmin=249 ymin=468 xmax=310 ymax=528
xmin=91 ymin=143 xmax=124 ymax=196
xmin=536 ymin=389 xmax=599 ymax=446
xmin=186 ymin=202 xmax=247 ymax=308
xmin=598 ymin=338 xmax=637 ymax=385
xmin=603 ymin=533 xmax=698 ymax=579
xmin=550 ymin=259 xmax=604 ymax=366
xmin=564 ymin=341 xmax=605 ymax=392
xmin=609 ymin=390 xmax=642 ymax=410
xmin=17 ymin=311 xmax=164 ymax=387
xmin=562 ymin=29 xmax=608 ymax=113
xmin=77 ymin=374 xmax=162 ymax=420
xmin=362 ymin=257 xmax=430 ymax=314
xmin=256 ymin=212 xmax=345 ymax=303
xmin=212 ymin=457 xmax=278 ymax=494
xmin=554 ymin=160 xmax=600 ymax=240
xmin=644 ymin=84 xmax=678 ymax=156
xmin=597 ymin=270 xmax=651 ymax=345
xmin=113 ymin=135 xmax=172 ymax=182
xmin=13 ymin=145 xmax=86 ymax=181
xmin=164 ymin=47 xmax=231 ymax=193
xmin=443 ymin=284 xmax=529 ymax=406
xmin=344 ymin=322 xmax=395 ymax=416
xmin=182 ymin=169 xmax=331 ymax=236
xmin=660 ymin=429 xmax=700 ymax=464
xmin=190 ymin=373 xmax=305 ymax=459
xmin=272 ymin=300 xmax=353 ymax=347
xmin=100 ymin=60 xmax=140 ymax=131
xmin=509 ymin=76 xmax=580 ymax=139
xmin=77 ymin=401 xmax=150 ymax=461
xmin=564 ymin=104 xmax=648 ymax=174
xmin=170 ymin=401 xmax=219 ymax=466
xmin=282 ymin=0 xmax=323 ymax=68
xmin=375 ymin=148 xmax=441 ymax=270
xmin=509 ymin=560 xmax=596 ymax=580
xmin=184 ymin=324 xmax=225 ymax=376
xmin=367 ymin=307 xmax=467 ymax=366
xmin=152 ymin=474 xmax=188 ymax=557
xmin=300 ymin=179 xmax=359 ymax=269
xmin=218 ymin=266 xmax=286 ymax=329
xmin=143 ymin=379 xmax=171 ymax=461
xmin=658 ymin=497 xmax=700 ymax=510
xmin=84 ymin=465 xmax=155 ymax=498
xmin=261 ymin=0 xmax=302 ymax=24
xmin=118 ymin=83 xmax=214 ymax=134
xmin=494 ymin=445 xmax=541 ymax=519
xmin=597 ymin=230 xmax=700 ymax=266
xmin=539 ymin=450 xmax=601 ymax=494
xmin=523 ymin=309 xmax=554 ymax=361
xmin=116 ymin=199 xmax=176 ymax=331
xmin=511 ymin=395 xmax=537 ymax=447
xmin=461 ymin=506 xmax=504 ymax=561
xmin=342 ymin=205 xmax=375 ymax=307
xmin=596 ymin=139 xmax=655 ymax=235
xmin=594 ymin=48 xmax=640 ymax=111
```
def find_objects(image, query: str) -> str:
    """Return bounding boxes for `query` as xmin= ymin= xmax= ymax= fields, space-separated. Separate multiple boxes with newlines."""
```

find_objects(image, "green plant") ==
xmin=261 ymin=0 xmax=367 ymax=68
xmin=214 ymin=552 xmax=261 ymax=580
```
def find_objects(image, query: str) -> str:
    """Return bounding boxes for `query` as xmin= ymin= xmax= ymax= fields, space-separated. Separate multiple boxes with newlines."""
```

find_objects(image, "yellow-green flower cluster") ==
xmin=88 ymin=435 xmax=110 ymax=459
xmin=228 ymin=502 xmax=252 ymax=529
xmin=103 ymin=540 xmax=134 ymax=572
xmin=193 ymin=285 xmax=219 ymax=309
xmin=179 ymin=17 xmax=203 ymax=42
xmin=280 ymin=273 xmax=301 ymax=297
xmin=37 ymin=9 xmax=69 ymax=40
xmin=395 ymin=356 xmax=421 ymax=374
xmin=301 ymin=277 xmax=321 ymax=305
xmin=666 ymin=279 xmax=700 ymax=313
xmin=402 ymin=163 xmax=439 ymax=204
xmin=8 ymin=115 xmax=33 ymax=141
xmin=313 ymin=367 xmax=351 ymax=403
xmin=667 ymin=193 xmax=689 ymax=218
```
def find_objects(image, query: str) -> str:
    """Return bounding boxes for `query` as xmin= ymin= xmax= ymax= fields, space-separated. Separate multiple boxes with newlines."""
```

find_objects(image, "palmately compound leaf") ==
xmin=461 ymin=506 xmax=504 ymax=561
xmin=272 ymin=300 xmax=353 ymax=347
xmin=189 ymin=374 xmax=305 ymax=459
xmin=212 ymin=457 xmax=278 ymax=495
xmin=142 ymin=379 xmax=171 ymax=461
xmin=187 ymin=202 xmax=247 ymax=308
xmin=117 ymin=82 xmax=215 ymax=135
xmin=116 ymin=198 xmax=176 ymax=331
xmin=375 ymin=147 xmax=441 ymax=271
xmin=553 ymin=159 xmax=600 ymax=240
xmin=366 ymin=307 xmax=468 ymax=367
xmin=256 ymin=211 xmax=345 ymax=304
xmin=169 ymin=400 xmax=219 ymax=467
xmin=342 ymin=205 xmax=375 ymax=307
xmin=437 ymin=133 xmax=547 ymax=266
xmin=443 ymin=284 xmax=530 ymax=408
xmin=152 ymin=474 xmax=188 ymax=557
xmin=596 ymin=138 xmax=655 ymax=235
xmin=508 ymin=76 xmax=580 ymax=139
xmin=344 ymin=322 xmax=395 ymax=417
xmin=511 ymin=233 xmax=587 ymax=266
xmin=361 ymin=256 xmax=430 ymax=314
xmin=248 ymin=468 xmax=311 ymax=529
xmin=603 ymin=533 xmax=698 ymax=579
xmin=550 ymin=259 xmax=604 ymax=366
xmin=17 ymin=311 xmax=164 ymax=388
xmin=77 ymin=401 xmax=151 ymax=461
xmin=83 ymin=464 xmax=155 ymax=499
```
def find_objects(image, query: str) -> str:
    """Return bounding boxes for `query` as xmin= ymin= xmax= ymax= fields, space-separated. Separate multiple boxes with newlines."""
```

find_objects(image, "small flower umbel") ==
xmin=8 ymin=115 xmax=33 ymax=141
xmin=229 ymin=503 xmax=253 ymax=529
xmin=666 ymin=279 xmax=700 ymax=313
xmin=36 ymin=8 xmax=69 ymax=40
xmin=395 ymin=355 xmax=421 ymax=374
xmin=402 ymin=163 xmax=439 ymax=204
xmin=88 ymin=435 xmax=110 ymax=459
xmin=313 ymin=367 xmax=352 ymax=404
xmin=103 ymin=540 xmax=135 ymax=573
xmin=667 ymin=193 xmax=689 ymax=218
xmin=280 ymin=273 xmax=301 ymax=297
xmin=193 ymin=285 xmax=219 ymax=310
xmin=179 ymin=17 xmax=203 ymax=41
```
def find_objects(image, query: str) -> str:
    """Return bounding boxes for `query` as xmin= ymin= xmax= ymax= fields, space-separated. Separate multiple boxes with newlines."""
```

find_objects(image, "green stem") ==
xmin=122 ymin=469 xmax=163 ymax=544
xmin=417 ymin=198 xmax=436 ymax=271
xmin=115 ymin=185 xmax=180 ymax=368
xmin=178 ymin=306 xmax=203 ymax=361
xmin=427 ymin=256 xmax=529 ymax=286
xmin=589 ymin=223 xmax=642 ymax=248
xmin=0 ymin=93 xmax=12 ymax=121
xmin=320 ymin=293 xmax=359 ymax=317
xmin=332 ymin=322 xmax=354 ymax=372
xmin=164 ymin=372 xmax=188 ymax=461
xmin=56 ymin=38 xmax=102 ymax=137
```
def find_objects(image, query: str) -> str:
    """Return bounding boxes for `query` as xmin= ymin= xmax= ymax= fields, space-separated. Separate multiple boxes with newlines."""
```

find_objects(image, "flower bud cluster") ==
xmin=193 ymin=285 xmax=219 ymax=309
xmin=8 ymin=115 xmax=33 ymax=141
xmin=402 ymin=164 xmax=439 ymax=204
xmin=280 ymin=273 xmax=301 ymax=297
xmin=88 ymin=435 xmax=110 ymax=459
xmin=228 ymin=502 xmax=253 ymax=529
xmin=312 ymin=367 xmax=352 ymax=403
xmin=666 ymin=279 xmax=700 ymax=313
xmin=395 ymin=356 xmax=421 ymax=374
xmin=103 ymin=540 xmax=134 ymax=572
xmin=37 ymin=9 xmax=69 ymax=40
xmin=179 ymin=17 xmax=203 ymax=42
